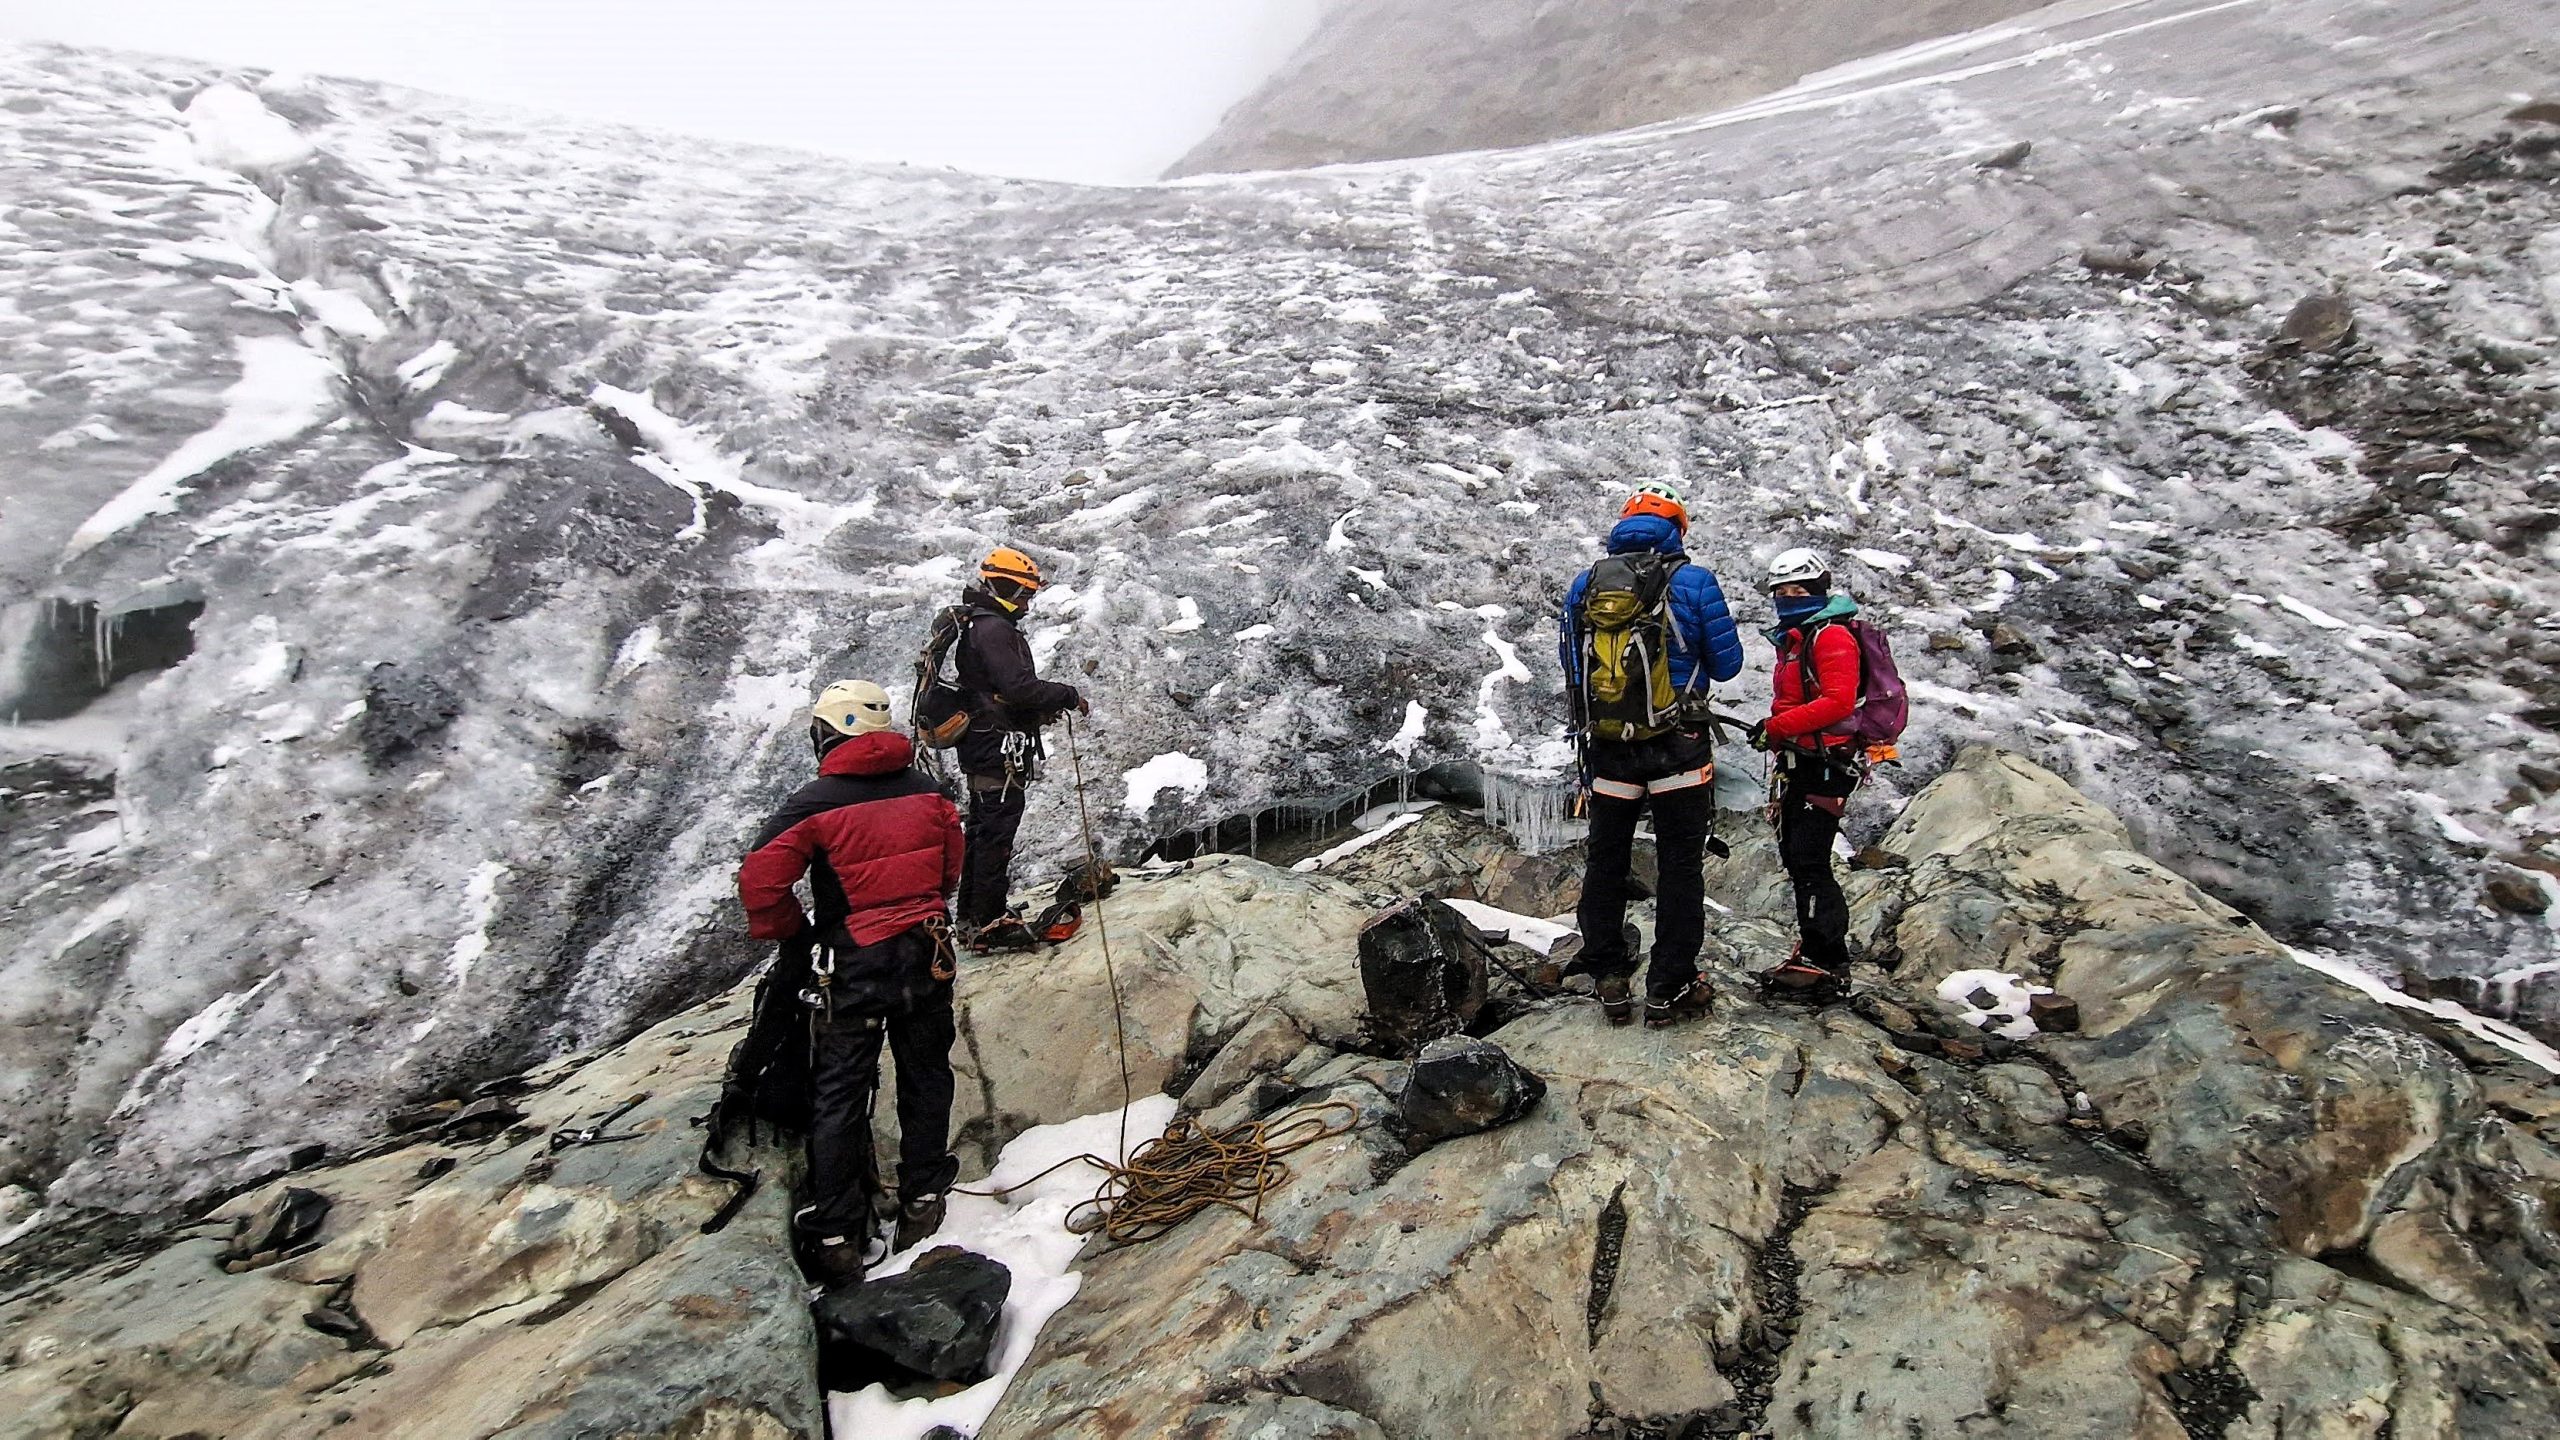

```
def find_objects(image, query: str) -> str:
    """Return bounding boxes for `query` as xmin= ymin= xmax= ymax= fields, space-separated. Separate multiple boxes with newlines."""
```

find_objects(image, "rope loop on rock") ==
xmin=953 ymin=1100 xmax=1361 ymax=1245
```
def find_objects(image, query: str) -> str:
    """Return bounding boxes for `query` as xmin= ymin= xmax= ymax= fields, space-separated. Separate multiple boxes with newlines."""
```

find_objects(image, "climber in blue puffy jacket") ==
xmin=1555 ymin=484 xmax=1743 ymax=1030
xmin=1557 ymin=511 xmax=1745 ymax=694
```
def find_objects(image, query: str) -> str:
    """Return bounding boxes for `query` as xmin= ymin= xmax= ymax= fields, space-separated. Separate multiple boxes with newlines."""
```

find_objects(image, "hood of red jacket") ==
xmin=819 ymin=729 xmax=916 ymax=777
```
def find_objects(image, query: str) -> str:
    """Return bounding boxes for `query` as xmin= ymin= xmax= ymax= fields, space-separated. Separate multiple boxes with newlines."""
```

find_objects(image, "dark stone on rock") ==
xmin=1889 ymin=1030 xmax=1942 ymax=1056
xmin=1852 ymin=993 xmax=1923 ymax=1036
xmin=2516 ymin=762 xmax=2560 ymax=796
xmin=1941 ymin=1037 xmax=1987 ymax=1063
xmin=227 ymin=1186 xmax=330 ymax=1267
xmin=442 ymin=1097 xmax=526 ymax=1142
xmin=1973 ymin=139 xmax=2033 ymax=170
xmin=1965 ymin=986 xmax=2003 ymax=1012
xmin=2028 ymin=993 xmax=2083 ymax=1033
xmin=2278 ymin=294 xmax=2356 ymax=351
xmin=2081 ymin=243 xmax=2158 ymax=277
xmin=288 ymin=1143 xmax=328 ymax=1171
xmin=2508 ymin=100 xmax=2560 ymax=124
xmin=1401 ymin=1036 xmax=1545 ymax=1145
xmin=1850 ymin=846 xmax=1909 ymax=871
xmin=2109 ymin=1119 xmax=2153 ymax=1150
xmin=1981 ymin=1034 xmax=2018 ymax=1061
xmin=1927 ymin=631 xmax=1969 ymax=653
xmin=302 ymin=1305 xmax=371 ymax=1345
xmin=415 ymin=1155 xmax=455 ymax=1181
xmin=358 ymin=663 xmax=464 ymax=771
xmin=1359 ymin=898 xmax=1489 ymax=1056
xmin=2486 ymin=871 xmax=2551 ymax=915
xmin=1988 ymin=622 xmax=2040 ymax=658
xmin=816 ymin=1245 xmax=1012 ymax=1385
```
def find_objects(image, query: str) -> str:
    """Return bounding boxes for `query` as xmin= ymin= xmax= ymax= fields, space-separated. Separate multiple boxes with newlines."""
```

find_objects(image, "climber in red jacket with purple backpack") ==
xmin=1746 ymin=547 xmax=1907 ymax=1003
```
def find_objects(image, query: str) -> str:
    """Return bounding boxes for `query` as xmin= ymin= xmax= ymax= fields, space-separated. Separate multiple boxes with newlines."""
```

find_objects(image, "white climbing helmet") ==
xmin=1629 ymin=479 xmax=1684 ymax=505
xmin=1765 ymin=548 xmax=1832 ymax=590
xmin=812 ymin=679 xmax=893 ymax=737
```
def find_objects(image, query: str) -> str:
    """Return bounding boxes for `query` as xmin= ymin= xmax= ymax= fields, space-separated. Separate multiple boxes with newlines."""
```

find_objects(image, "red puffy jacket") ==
xmin=1767 ymin=620 xmax=1861 ymax=747
xmin=738 ymin=731 xmax=962 ymax=945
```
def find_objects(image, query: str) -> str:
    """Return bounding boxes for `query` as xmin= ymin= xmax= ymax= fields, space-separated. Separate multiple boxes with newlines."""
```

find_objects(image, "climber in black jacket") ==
xmin=952 ymin=547 xmax=1086 ymax=949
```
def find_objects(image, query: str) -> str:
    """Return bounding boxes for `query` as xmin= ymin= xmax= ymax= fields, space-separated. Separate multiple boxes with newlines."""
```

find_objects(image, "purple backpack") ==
xmin=1802 ymin=618 xmax=1909 ymax=746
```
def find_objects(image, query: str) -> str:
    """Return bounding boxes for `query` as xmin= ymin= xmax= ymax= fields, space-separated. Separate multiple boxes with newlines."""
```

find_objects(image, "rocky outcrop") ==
xmin=984 ymin=749 xmax=2560 ymax=1437
xmin=0 ymin=982 xmax=820 ymax=1440
xmin=5 ymin=750 xmax=2557 ymax=1435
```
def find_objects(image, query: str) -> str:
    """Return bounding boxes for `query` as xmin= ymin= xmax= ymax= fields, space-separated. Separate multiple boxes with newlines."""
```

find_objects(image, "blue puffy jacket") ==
xmin=1558 ymin=514 xmax=1745 ymax=702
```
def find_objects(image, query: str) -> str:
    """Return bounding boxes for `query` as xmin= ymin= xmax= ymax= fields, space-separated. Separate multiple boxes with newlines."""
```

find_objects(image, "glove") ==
xmin=1074 ymin=693 xmax=1091 ymax=717
xmin=1745 ymin=720 xmax=1771 ymax=751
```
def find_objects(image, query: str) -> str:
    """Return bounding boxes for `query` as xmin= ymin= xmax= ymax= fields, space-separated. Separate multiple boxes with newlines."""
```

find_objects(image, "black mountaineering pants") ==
xmin=804 ymin=931 xmax=959 ymax=1239
xmin=959 ymin=775 xmax=1027 ymax=927
xmin=1576 ymin=727 xmax=1718 ymax=1001
xmin=1777 ymin=751 xmax=1862 ymax=975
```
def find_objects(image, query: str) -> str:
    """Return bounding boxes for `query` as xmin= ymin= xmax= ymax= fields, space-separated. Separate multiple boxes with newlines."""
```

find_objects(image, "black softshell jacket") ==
xmin=952 ymin=587 xmax=1081 ymax=777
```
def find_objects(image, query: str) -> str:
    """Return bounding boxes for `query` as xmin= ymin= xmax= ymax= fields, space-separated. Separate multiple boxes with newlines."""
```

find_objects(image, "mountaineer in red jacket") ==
xmin=1747 ymin=549 xmax=1865 ymax=1001
xmin=737 ymin=679 xmax=963 ymax=1286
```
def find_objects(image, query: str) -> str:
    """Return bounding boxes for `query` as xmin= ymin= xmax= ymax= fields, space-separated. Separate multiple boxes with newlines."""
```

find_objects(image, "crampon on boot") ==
xmin=1597 ymin=972 xmax=1634 ymax=1027
xmin=1644 ymin=979 xmax=1712 ymax=1028
xmin=966 ymin=915 xmax=1040 ymax=953
xmin=1757 ymin=956 xmax=1848 ymax=1005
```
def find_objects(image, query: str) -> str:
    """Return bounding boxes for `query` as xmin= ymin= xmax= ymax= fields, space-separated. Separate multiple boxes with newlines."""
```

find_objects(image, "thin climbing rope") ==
xmin=1061 ymin=713 xmax=1136 ymax=1161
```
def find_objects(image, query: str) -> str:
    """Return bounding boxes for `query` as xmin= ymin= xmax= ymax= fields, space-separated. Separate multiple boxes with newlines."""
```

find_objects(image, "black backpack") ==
xmin=1571 ymin=552 xmax=1692 ymax=742
xmin=912 ymin=606 xmax=972 ymax=749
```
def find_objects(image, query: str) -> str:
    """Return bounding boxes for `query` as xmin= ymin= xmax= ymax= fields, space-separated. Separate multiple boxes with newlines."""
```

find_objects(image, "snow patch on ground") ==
xmin=1158 ymin=597 xmax=1203 ymax=634
xmin=1292 ymin=810 xmax=1428 ymax=871
xmin=111 ymin=971 xmax=281 ymax=1119
xmin=183 ymin=84 xmax=312 ymax=171
xmin=1441 ymin=897 xmax=1575 ymax=955
xmin=1936 ymin=968 xmax=2053 ymax=1039
xmin=2285 ymin=946 xmax=2560 ymax=1074
xmin=828 ymin=1095 xmax=1180 ymax=1440
xmin=1387 ymin=700 xmax=1428 ymax=760
xmin=66 ymin=336 xmax=340 ymax=556
xmin=1123 ymin=752 xmax=1209 ymax=816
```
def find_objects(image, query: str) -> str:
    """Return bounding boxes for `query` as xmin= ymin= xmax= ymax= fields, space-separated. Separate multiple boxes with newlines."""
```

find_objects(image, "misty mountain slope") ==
xmin=0 ymin=0 xmax=2554 ymax=1210
xmin=1167 ymin=0 xmax=2064 ymax=177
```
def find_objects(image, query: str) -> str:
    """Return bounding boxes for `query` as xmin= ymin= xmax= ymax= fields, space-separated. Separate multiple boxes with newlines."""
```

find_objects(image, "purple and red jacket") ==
xmin=737 ymin=731 xmax=962 ymax=945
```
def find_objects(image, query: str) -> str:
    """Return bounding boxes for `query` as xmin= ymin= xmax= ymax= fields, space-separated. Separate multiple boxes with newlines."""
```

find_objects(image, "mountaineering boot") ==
xmin=806 ymin=1232 xmax=867 ymax=1289
xmin=1597 ymin=972 xmax=1634 ymax=1027
xmin=966 ymin=914 xmax=1040 ymax=953
xmin=1645 ymin=979 xmax=1712 ymax=1028
xmin=894 ymin=1191 xmax=948 ymax=1252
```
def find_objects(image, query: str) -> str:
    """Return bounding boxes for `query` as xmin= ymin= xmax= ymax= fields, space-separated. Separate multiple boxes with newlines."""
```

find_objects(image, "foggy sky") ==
xmin=0 ymin=0 xmax=1325 ymax=184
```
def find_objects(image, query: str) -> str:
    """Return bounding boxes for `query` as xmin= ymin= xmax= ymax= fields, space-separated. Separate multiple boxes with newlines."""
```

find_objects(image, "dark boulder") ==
xmin=816 ymin=1245 xmax=1012 ymax=1386
xmin=1359 ymin=898 xmax=1489 ymax=1056
xmin=1401 ymin=1036 xmax=1545 ymax=1145
xmin=225 ymin=1186 xmax=330 ymax=1269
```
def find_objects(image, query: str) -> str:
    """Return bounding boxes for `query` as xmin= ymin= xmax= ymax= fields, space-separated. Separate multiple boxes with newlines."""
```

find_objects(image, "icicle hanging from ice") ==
xmin=1480 ymin=769 xmax=1576 ymax=856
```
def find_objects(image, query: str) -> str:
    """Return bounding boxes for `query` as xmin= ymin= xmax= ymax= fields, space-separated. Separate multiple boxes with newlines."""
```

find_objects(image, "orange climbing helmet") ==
xmin=979 ymin=546 xmax=1043 ymax=591
xmin=1618 ymin=480 xmax=1688 ymax=532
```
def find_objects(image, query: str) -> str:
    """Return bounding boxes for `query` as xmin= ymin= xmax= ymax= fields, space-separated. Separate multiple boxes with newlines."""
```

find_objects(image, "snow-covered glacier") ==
xmin=3 ymin=0 xmax=2557 ymax=1208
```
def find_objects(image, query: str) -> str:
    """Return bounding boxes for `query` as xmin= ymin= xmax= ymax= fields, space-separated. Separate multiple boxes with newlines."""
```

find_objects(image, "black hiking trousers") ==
xmin=1577 ymin=727 xmax=1718 ymax=1001
xmin=958 ymin=775 xmax=1028 ymax=927
xmin=1776 ymin=749 xmax=1862 ymax=975
xmin=804 ymin=930 xmax=959 ymax=1239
